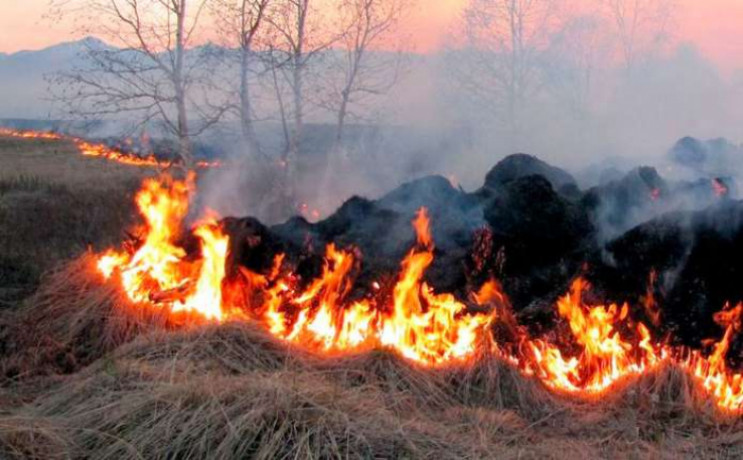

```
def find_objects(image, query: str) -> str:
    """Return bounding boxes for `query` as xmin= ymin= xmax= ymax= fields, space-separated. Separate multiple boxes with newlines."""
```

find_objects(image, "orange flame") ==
xmin=523 ymin=279 xmax=663 ymax=393
xmin=93 ymin=174 xmax=743 ymax=412
xmin=0 ymin=128 xmax=63 ymax=140
xmin=641 ymin=269 xmax=662 ymax=326
xmin=240 ymin=208 xmax=496 ymax=365
xmin=97 ymin=174 xmax=228 ymax=321
xmin=0 ymin=128 xmax=219 ymax=168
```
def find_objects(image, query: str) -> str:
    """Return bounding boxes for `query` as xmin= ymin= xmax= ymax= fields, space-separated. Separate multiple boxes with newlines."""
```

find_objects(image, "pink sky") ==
xmin=1 ymin=0 xmax=741 ymax=71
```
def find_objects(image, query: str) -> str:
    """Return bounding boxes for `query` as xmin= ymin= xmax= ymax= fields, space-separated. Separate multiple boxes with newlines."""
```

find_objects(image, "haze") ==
xmin=2 ymin=0 xmax=742 ymax=72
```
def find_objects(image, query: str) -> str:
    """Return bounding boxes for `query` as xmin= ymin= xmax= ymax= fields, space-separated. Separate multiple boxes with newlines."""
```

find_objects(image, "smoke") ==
xmin=5 ymin=2 xmax=743 ymax=235
xmin=192 ymin=37 xmax=743 ymax=228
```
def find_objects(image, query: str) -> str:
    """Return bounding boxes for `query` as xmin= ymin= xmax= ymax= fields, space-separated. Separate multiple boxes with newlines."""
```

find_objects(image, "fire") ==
xmin=298 ymin=203 xmax=322 ymax=221
xmin=0 ymin=128 xmax=219 ymax=168
xmin=686 ymin=303 xmax=743 ymax=411
xmin=0 ymin=128 xmax=63 ymax=140
xmin=172 ymin=221 xmax=229 ymax=320
xmin=93 ymin=174 xmax=743 ymax=412
xmin=77 ymin=140 xmax=164 ymax=167
xmin=98 ymin=181 xmax=497 ymax=364
xmin=379 ymin=208 xmax=494 ymax=362
xmin=238 ymin=208 xmax=496 ymax=364
xmin=523 ymin=279 xmax=664 ymax=394
xmin=97 ymin=174 xmax=228 ymax=321
xmin=517 ymin=279 xmax=743 ymax=412
xmin=641 ymin=269 xmax=662 ymax=326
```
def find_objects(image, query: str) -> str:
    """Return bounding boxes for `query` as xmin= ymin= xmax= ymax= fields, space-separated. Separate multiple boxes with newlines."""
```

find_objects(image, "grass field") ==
xmin=0 ymin=136 xmax=152 ymax=305
xmin=1 ymin=135 xmax=742 ymax=459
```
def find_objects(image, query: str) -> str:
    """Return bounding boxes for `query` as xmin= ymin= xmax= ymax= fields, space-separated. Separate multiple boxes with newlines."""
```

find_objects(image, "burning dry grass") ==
xmin=2 ymin=259 xmax=743 ymax=458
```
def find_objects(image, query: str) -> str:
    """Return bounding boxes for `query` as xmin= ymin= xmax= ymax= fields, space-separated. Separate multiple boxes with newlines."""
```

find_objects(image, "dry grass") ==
xmin=2 ymin=136 xmax=743 ymax=459
xmin=0 ymin=136 xmax=149 ymax=187
xmin=0 ymin=261 xmax=741 ymax=459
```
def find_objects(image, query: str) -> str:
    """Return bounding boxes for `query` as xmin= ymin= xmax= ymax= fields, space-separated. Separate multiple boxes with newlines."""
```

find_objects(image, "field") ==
xmin=1 ymin=135 xmax=742 ymax=459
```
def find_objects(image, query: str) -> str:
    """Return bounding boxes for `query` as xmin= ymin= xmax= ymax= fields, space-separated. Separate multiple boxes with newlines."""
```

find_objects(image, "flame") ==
xmin=240 ymin=208 xmax=496 ymax=365
xmin=0 ymin=128 xmax=219 ymax=168
xmin=641 ymin=269 xmax=662 ymax=326
xmin=172 ymin=221 xmax=229 ymax=320
xmin=523 ymin=279 xmax=663 ymax=394
xmin=97 ymin=174 xmax=228 ymax=321
xmin=93 ymin=174 xmax=743 ymax=412
xmin=686 ymin=303 xmax=743 ymax=411
xmin=0 ymin=128 xmax=63 ymax=140
xmin=517 ymin=279 xmax=743 ymax=412
xmin=297 ymin=203 xmax=322 ymax=221
xmin=378 ymin=208 xmax=494 ymax=362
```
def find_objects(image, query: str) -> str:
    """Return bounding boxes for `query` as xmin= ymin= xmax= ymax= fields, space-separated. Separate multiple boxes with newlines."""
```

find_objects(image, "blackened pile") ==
xmin=222 ymin=150 xmax=743 ymax=350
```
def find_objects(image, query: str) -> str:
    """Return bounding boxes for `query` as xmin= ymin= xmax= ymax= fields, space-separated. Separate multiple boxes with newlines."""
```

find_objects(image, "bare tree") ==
xmin=210 ymin=0 xmax=274 ymax=157
xmin=312 ymin=0 xmax=409 ymax=208
xmin=545 ymin=14 xmax=611 ymax=118
xmin=602 ymin=0 xmax=676 ymax=74
xmin=325 ymin=0 xmax=409 ymax=152
xmin=461 ymin=0 xmax=563 ymax=135
xmin=264 ymin=0 xmax=336 ymax=206
xmin=50 ymin=0 xmax=224 ymax=168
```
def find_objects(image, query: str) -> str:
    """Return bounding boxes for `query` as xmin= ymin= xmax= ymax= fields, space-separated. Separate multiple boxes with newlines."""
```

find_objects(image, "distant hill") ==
xmin=0 ymin=37 xmax=434 ymax=124
xmin=0 ymin=38 xmax=111 ymax=118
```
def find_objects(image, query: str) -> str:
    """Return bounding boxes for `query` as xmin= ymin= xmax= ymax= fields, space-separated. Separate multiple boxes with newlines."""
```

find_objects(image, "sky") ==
xmin=1 ymin=0 xmax=741 ymax=72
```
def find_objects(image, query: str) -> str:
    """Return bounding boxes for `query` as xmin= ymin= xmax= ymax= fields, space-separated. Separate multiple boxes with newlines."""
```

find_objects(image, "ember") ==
xmin=713 ymin=178 xmax=730 ymax=197
xmin=95 ymin=173 xmax=743 ymax=412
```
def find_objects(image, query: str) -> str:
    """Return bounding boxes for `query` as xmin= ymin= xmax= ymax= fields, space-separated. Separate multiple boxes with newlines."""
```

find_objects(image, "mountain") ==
xmin=0 ymin=38 xmax=438 ymax=125
xmin=0 ymin=37 xmax=109 ymax=118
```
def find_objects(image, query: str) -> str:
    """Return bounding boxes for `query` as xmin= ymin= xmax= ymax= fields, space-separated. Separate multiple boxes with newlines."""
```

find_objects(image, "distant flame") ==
xmin=0 ymin=128 xmax=219 ymax=168
xmin=298 ymin=203 xmax=322 ymax=221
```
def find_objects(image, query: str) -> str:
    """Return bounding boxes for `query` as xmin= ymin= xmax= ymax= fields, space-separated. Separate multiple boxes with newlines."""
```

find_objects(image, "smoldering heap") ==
xmin=224 ymin=152 xmax=740 ymax=350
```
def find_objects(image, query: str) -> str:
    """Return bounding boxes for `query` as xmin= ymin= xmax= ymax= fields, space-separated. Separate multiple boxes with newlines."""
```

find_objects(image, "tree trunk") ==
xmin=175 ymin=0 xmax=193 ymax=169
xmin=321 ymin=89 xmax=349 ymax=191
xmin=284 ymin=57 xmax=303 ymax=208
xmin=240 ymin=45 xmax=262 ymax=157
xmin=283 ymin=2 xmax=308 ymax=210
xmin=335 ymin=90 xmax=350 ymax=151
